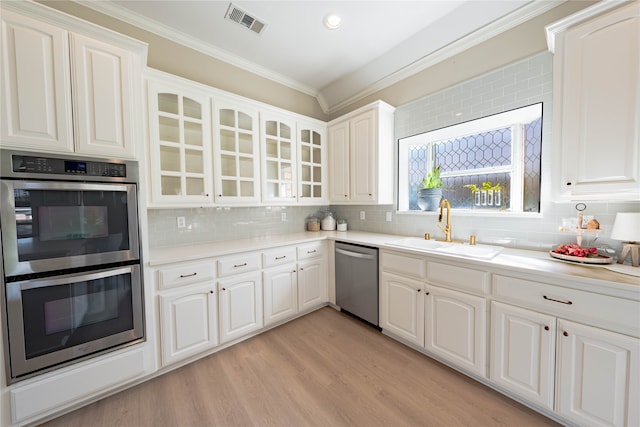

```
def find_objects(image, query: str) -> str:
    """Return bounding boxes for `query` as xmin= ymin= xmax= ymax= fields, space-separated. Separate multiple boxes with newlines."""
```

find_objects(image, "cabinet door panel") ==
xmin=0 ymin=10 xmax=73 ymax=151
xmin=160 ymin=284 xmax=218 ymax=366
xmin=71 ymin=34 xmax=134 ymax=158
xmin=349 ymin=110 xmax=376 ymax=202
xmin=557 ymin=319 xmax=640 ymax=427
xmin=297 ymin=121 xmax=327 ymax=204
xmin=490 ymin=302 xmax=555 ymax=410
xmin=559 ymin=2 xmax=640 ymax=196
xmin=263 ymin=266 xmax=297 ymax=326
xmin=380 ymin=272 xmax=424 ymax=346
xmin=218 ymin=272 xmax=263 ymax=343
xmin=328 ymin=120 xmax=350 ymax=202
xmin=298 ymin=258 xmax=327 ymax=311
xmin=425 ymin=286 xmax=486 ymax=376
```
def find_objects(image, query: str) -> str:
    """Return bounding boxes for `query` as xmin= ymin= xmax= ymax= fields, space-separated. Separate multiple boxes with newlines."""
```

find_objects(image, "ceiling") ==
xmin=80 ymin=1 xmax=563 ymax=114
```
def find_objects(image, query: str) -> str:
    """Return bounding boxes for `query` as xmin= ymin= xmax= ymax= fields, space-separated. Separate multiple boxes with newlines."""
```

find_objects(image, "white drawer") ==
xmin=380 ymin=250 xmax=426 ymax=280
xmin=297 ymin=241 xmax=325 ymax=260
xmin=493 ymin=275 xmax=640 ymax=336
xmin=157 ymin=261 xmax=215 ymax=290
xmin=218 ymin=252 xmax=261 ymax=277
xmin=263 ymin=246 xmax=297 ymax=268
xmin=427 ymin=262 xmax=489 ymax=295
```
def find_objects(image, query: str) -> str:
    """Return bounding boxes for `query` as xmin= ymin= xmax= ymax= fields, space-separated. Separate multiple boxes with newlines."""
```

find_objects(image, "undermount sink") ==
xmin=386 ymin=237 xmax=503 ymax=260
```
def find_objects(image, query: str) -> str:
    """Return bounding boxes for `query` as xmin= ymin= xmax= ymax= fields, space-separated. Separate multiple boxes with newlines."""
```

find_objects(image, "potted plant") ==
xmin=417 ymin=165 xmax=443 ymax=211
xmin=465 ymin=181 xmax=502 ymax=207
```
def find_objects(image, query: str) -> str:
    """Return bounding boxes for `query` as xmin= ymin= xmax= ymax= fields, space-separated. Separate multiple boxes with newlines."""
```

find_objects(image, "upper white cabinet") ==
xmin=548 ymin=2 xmax=640 ymax=200
xmin=213 ymin=96 xmax=261 ymax=205
xmin=260 ymin=111 xmax=297 ymax=204
xmin=297 ymin=120 xmax=327 ymax=205
xmin=328 ymin=101 xmax=395 ymax=204
xmin=0 ymin=4 xmax=145 ymax=159
xmin=147 ymin=76 xmax=213 ymax=206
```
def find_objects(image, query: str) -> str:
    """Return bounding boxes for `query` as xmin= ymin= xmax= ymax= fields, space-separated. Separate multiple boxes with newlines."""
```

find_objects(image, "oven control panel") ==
xmin=11 ymin=155 xmax=127 ymax=178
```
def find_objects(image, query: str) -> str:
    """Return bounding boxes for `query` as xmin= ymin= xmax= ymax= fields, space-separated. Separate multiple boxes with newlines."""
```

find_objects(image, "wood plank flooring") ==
xmin=41 ymin=307 xmax=559 ymax=427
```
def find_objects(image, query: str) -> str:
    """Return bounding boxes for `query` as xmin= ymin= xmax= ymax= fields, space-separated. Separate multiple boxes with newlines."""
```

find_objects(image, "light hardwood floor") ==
xmin=42 ymin=307 xmax=559 ymax=427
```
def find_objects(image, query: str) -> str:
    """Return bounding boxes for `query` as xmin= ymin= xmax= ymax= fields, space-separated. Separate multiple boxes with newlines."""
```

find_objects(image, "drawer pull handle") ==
xmin=275 ymin=256 xmax=287 ymax=260
xmin=307 ymin=250 xmax=317 ymax=254
xmin=179 ymin=272 xmax=197 ymax=278
xmin=543 ymin=295 xmax=572 ymax=305
xmin=233 ymin=263 xmax=248 ymax=268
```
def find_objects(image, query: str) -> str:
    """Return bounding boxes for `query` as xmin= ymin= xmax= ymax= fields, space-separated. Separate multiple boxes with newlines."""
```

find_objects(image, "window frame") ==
xmin=397 ymin=103 xmax=542 ymax=214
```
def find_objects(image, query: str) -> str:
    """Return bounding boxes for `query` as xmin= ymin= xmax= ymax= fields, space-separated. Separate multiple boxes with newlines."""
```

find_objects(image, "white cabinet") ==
xmin=297 ymin=120 xmax=327 ymax=204
xmin=379 ymin=250 xmax=427 ymax=347
xmin=556 ymin=319 xmax=640 ymax=427
xmin=260 ymin=111 xmax=297 ymax=204
xmin=328 ymin=101 xmax=395 ymax=204
xmin=380 ymin=271 xmax=425 ymax=347
xmin=147 ymin=76 xmax=213 ymax=206
xmin=492 ymin=274 xmax=640 ymax=426
xmin=159 ymin=283 xmax=218 ymax=366
xmin=1 ymin=10 xmax=72 ymax=152
xmin=549 ymin=2 xmax=640 ymax=199
xmin=263 ymin=264 xmax=298 ymax=326
xmin=425 ymin=286 xmax=486 ymax=377
xmin=297 ymin=242 xmax=328 ymax=311
xmin=213 ymin=96 xmax=261 ymax=205
xmin=218 ymin=271 xmax=263 ymax=343
xmin=0 ymin=6 xmax=144 ymax=158
xmin=490 ymin=301 xmax=556 ymax=410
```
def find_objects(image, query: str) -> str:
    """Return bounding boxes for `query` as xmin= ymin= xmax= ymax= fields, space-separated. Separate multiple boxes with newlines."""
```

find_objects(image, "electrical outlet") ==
xmin=360 ymin=211 xmax=366 ymax=220
xmin=176 ymin=216 xmax=186 ymax=228
xmin=281 ymin=212 xmax=287 ymax=222
xmin=386 ymin=212 xmax=392 ymax=222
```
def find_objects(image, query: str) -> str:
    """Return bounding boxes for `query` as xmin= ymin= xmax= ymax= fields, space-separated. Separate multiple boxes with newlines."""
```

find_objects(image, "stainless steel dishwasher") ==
xmin=335 ymin=241 xmax=379 ymax=326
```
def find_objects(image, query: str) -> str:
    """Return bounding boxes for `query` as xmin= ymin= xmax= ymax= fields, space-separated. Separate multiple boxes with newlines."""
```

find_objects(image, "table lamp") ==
xmin=610 ymin=212 xmax=640 ymax=267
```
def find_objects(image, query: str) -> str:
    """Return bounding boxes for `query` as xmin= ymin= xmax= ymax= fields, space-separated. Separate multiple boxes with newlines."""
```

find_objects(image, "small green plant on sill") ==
xmin=464 ymin=181 xmax=503 ymax=193
xmin=421 ymin=166 xmax=442 ymax=189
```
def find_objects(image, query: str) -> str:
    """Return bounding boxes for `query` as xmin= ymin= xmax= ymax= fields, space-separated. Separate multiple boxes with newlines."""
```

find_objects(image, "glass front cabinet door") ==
xmin=212 ymin=97 xmax=261 ymax=205
xmin=260 ymin=111 xmax=297 ymax=204
xmin=147 ymin=79 xmax=213 ymax=206
xmin=297 ymin=120 xmax=327 ymax=205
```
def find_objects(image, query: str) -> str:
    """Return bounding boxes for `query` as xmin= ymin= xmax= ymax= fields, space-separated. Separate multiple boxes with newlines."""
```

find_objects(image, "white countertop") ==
xmin=149 ymin=231 xmax=640 ymax=294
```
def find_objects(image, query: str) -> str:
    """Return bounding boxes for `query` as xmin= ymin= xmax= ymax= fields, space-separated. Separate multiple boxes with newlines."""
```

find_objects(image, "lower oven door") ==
xmin=5 ymin=264 xmax=144 ymax=382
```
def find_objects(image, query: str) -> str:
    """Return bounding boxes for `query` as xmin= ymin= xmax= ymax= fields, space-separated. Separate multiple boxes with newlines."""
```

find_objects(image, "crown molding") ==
xmin=322 ymin=0 xmax=566 ymax=115
xmin=71 ymin=0 xmax=319 ymax=99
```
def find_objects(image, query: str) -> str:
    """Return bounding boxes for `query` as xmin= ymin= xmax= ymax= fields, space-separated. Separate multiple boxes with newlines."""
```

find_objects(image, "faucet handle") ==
xmin=424 ymin=233 xmax=431 ymax=240
xmin=469 ymin=235 xmax=477 ymax=245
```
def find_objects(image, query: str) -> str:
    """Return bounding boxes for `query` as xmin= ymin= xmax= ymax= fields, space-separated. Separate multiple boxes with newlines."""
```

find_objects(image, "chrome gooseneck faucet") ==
xmin=438 ymin=198 xmax=453 ymax=242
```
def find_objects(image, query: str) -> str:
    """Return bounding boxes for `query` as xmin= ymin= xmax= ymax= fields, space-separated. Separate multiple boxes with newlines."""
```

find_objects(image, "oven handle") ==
xmin=12 ymin=265 xmax=139 ymax=291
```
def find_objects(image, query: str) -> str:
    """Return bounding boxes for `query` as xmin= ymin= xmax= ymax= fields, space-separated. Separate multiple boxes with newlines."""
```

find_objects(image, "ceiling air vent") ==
xmin=225 ymin=3 xmax=267 ymax=35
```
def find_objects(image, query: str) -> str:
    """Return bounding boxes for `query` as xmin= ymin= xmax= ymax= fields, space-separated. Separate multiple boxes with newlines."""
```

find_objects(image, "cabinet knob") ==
xmin=544 ymin=326 xmax=549 ymax=331
xmin=417 ymin=289 xmax=421 ymax=293
xmin=209 ymin=290 xmax=214 ymax=294
xmin=563 ymin=331 xmax=569 ymax=337
xmin=344 ymin=194 xmax=348 ymax=198
xmin=222 ymin=287 xmax=226 ymax=291
xmin=566 ymin=182 xmax=572 ymax=186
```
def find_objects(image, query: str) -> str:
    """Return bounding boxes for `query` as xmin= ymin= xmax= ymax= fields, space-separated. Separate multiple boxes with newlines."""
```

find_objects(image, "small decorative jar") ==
xmin=306 ymin=216 xmax=320 ymax=232
xmin=321 ymin=211 xmax=336 ymax=231
xmin=337 ymin=220 xmax=347 ymax=231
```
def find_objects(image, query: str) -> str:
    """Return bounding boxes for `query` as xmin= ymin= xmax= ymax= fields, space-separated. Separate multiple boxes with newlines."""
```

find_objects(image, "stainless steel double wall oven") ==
xmin=0 ymin=150 xmax=145 ymax=383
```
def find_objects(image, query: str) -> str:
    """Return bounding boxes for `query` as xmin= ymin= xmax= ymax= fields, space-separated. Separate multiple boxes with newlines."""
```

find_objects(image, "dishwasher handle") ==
xmin=336 ymin=247 xmax=376 ymax=260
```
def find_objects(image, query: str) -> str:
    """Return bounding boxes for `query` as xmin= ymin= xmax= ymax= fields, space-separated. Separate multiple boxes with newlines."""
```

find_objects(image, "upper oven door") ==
xmin=0 ymin=180 xmax=140 ymax=277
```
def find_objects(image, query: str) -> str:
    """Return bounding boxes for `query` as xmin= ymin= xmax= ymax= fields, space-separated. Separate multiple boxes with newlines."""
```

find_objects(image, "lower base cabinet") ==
xmin=263 ymin=265 xmax=298 ymax=326
xmin=159 ymin=283 xmax=218 ymax=366
xmin=557 ymin=319 xmax=640 ymax=427
xmin=380 ymin=271 xmax=425 ymax=347
xmin=490 ymin=301 xmax=556 ymax=410
xmin=298 ymin=258 xmax=327 ymax=311
xmin=491 ymin=301 xmax=640 ymax=427
xmin=218 ymin=272 xmax=263 ymax=343
xmin=425 ymin=286 xmax=486 ymax=377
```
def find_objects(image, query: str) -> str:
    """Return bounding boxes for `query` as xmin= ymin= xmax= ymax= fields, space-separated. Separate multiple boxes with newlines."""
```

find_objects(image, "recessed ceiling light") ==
xmin=324 ymin=13 xmax=341 ymax=30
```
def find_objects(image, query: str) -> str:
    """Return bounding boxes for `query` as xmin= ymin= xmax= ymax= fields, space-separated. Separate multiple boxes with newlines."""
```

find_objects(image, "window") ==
xmin=398 ymin=103 xmax=542 ymax=213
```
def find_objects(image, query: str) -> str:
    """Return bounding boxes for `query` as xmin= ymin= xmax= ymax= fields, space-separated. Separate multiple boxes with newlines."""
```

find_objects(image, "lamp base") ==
xmin=617 ymin=242 xmax=640 ymax=267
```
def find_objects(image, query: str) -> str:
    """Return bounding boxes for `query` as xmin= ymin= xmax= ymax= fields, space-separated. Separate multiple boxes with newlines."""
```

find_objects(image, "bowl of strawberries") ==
xmin=550 ymin=243 xmax=613 ymax=264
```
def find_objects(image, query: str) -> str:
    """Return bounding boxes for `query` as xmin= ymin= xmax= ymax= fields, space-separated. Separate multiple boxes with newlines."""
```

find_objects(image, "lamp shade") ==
xmin=610 ymin=212 xmax=640 ymax=241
